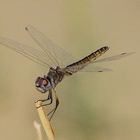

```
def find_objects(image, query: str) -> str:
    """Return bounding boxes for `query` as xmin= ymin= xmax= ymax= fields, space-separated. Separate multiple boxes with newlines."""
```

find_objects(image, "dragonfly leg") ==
xmin=36 ymin=89 xmax=59 ymax=121
xmin=36 ymin=90 xmax=53 ymax=108
xmin=47 ymin=89 xmax=59 ymax=121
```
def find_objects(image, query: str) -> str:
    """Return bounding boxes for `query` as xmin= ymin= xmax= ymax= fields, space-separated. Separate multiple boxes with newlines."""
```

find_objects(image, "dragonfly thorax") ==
xmin=47 ymin=67 xmax=65 ymax=88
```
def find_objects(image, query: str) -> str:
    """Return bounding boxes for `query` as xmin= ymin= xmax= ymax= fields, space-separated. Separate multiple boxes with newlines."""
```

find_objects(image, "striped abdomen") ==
xmin=65 ymin=46 xmax=109 ymax=74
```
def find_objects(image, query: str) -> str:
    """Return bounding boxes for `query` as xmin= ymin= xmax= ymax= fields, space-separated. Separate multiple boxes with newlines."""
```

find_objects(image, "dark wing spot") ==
xmin=121 ymin=53 xmax=127 ymax=55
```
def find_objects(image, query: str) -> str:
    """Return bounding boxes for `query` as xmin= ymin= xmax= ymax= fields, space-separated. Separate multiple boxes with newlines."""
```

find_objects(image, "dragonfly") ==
xmin=0 ymin=25 xmax=135 ymax=120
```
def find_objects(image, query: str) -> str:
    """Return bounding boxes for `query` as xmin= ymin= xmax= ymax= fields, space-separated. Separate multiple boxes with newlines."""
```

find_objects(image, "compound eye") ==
xmin=42 ymin=79 xmax=48 ymax=86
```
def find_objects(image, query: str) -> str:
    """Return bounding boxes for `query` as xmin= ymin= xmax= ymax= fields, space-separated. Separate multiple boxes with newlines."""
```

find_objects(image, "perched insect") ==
xmin=0 ymin=25 xmax=135 ymax=120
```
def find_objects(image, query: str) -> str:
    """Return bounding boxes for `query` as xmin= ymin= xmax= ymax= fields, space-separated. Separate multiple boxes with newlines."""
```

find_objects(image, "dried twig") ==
xmin=34 ymin=121 xmax=42 ymax=140
xmin=35 ymin=101 xmax=55 ymax=140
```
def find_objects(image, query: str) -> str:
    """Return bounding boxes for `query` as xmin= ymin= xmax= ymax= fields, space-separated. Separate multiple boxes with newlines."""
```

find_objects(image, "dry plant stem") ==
xmin=34 ymin=121 xmax=42 ymax=140
xmin=35 ymin=101 xmax=55 ymax=140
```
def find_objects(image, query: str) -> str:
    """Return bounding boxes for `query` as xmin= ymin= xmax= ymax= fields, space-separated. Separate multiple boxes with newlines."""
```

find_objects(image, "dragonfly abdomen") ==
xmin=65 ymin=46 xmax=109 ymax=74
xmin=68 ymin=46 xmax=109 ymax=66
xmin=88 ymin=46 xmax=109 ymax=60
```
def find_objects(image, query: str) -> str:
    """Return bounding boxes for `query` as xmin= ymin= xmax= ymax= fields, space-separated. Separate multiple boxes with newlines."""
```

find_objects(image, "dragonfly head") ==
xmin=35 ymin=76 xmax=51 ymax=93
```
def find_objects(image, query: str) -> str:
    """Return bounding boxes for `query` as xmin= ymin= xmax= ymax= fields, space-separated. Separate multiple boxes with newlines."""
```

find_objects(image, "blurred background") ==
xmin=0 ymin=0 xmax=139 ymax=140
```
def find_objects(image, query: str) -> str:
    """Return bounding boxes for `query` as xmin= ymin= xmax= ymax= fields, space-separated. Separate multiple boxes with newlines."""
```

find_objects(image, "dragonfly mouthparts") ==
xmin=35 ymin=83 xmax=40 ymax=87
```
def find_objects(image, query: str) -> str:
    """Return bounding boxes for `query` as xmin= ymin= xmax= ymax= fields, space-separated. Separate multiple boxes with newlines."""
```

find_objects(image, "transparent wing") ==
xmin=80 ymin=66 xmax=112 ymax=72
xmin=0 ymin=37 xmax=54 ymax=68
xmin=65 ymin=63 xmax=112 ymax=73
xmin=94 ymin=52 xmax=135 ymax=63
xmin=65 ymin=51 xmax=135 ymax=74
xmin=25 ymin=25 xmax=76 ymax=67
